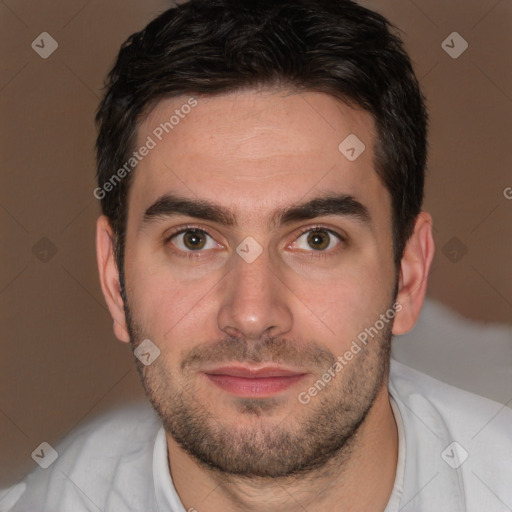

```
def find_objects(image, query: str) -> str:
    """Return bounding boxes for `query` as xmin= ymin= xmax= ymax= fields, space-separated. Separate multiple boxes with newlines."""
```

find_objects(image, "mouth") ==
xmin=203 ymin=365 xmax=308 ymax=398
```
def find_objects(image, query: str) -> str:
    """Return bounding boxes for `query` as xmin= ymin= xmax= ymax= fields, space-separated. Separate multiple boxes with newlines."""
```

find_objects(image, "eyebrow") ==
xmin=142 ymin=193 xmax=371 ymax=230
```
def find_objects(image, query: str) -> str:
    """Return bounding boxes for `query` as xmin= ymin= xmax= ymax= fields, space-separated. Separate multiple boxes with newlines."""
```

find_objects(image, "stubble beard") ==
xmin=124 ymin=300 xmax=394 ymax=480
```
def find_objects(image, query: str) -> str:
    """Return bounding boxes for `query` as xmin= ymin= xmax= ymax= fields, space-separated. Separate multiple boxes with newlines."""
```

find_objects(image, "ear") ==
xmin=96 ymin=216 xmax=130 ymax=343
xmin=392 ymin=211 xmax=435 ymax=335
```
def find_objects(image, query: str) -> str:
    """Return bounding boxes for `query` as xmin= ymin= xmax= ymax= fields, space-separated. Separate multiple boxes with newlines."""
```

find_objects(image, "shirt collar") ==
xmin=388 ymin=359 xmax=466 ymax=511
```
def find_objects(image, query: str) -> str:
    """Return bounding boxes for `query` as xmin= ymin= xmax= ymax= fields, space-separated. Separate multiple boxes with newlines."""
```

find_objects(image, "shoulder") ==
xmin=389 ymin=359 xmax=512 ymax=510
xmin=0 ymin=401 xmax=162 ymax=512
xmin=389 ymin=358 xmax=512 ymax=433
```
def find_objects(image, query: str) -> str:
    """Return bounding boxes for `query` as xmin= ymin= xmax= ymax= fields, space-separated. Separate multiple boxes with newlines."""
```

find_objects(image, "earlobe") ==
xmin=96 ymin=216 xmax=131 ymax=343
xmin=392 ymin=212 xmax=435 ymax=335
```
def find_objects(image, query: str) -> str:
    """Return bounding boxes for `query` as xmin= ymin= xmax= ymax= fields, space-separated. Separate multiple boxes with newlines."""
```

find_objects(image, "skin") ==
xmin=97 ymin=88 xmax=434 ymax=511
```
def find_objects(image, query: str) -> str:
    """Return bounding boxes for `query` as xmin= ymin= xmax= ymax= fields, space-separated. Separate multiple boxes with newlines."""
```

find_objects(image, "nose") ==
xmin=217 ymin=248 xmax=293 ymax=341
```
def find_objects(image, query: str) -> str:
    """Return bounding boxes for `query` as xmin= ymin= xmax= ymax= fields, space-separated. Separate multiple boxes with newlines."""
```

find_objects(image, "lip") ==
xmin=205 ymin=365 xmax=305 ymax=378
xmin=203 ymin=365 xmax=308 ymax=397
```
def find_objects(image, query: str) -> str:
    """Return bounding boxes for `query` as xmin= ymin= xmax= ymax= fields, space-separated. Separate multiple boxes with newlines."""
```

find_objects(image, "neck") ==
xmin=166 ymin=384 xmax=399 ymax=512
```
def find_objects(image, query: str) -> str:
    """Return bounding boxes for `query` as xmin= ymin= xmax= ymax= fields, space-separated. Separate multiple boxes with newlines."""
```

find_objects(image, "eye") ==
xmin=291 ymin=228 xmax=342 ymax=252
xmin=168 ymin=228 xmax=220 ymax=252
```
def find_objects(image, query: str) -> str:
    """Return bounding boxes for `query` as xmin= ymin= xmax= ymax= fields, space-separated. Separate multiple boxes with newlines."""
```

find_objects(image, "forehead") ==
xmin=130 ymin=88 xmax=389 ymax=226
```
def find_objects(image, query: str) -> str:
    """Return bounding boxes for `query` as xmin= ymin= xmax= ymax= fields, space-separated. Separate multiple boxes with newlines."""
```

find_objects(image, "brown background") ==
xmin=1 ymin=0 xmax=511 ymax=488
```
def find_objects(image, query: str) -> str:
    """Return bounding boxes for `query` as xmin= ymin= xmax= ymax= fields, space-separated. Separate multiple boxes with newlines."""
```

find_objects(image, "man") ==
xmin=2 ymin=0 xmax=511 ymax=511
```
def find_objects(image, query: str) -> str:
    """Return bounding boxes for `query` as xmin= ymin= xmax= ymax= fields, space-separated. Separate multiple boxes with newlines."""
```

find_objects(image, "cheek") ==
xmin=290 ymin=256 xmax=394 ymax=347
xmin=127 ymin=264 xmax=219 ymax=343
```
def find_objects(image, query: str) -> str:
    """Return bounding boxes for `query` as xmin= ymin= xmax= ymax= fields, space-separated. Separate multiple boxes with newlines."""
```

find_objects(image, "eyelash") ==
xmin=164 ymin=224 xmax=345 ymax=260
xmin=293 ymin=226 xmax=345 ymax=259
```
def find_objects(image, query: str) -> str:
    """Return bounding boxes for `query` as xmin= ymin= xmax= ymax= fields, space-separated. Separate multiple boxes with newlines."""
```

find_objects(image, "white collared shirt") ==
xmin=1 ymin=360 xmax=511 ymax=512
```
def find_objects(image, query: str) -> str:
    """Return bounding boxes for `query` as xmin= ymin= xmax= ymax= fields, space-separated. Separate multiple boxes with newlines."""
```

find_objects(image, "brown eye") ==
xmin=182 ymin=230 xmax=207 ymax=250
xmin=292 ymin=228 xmax=342 ymax=253
xmin=306 ymin=230 xmax=330 ymax=251
xmin=169 ymin=228 xmax=217 ymax=252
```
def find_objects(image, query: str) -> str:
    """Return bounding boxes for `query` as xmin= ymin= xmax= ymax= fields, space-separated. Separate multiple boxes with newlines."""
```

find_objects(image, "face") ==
xmin=120 ymin=89 xmax=399 ymax=477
